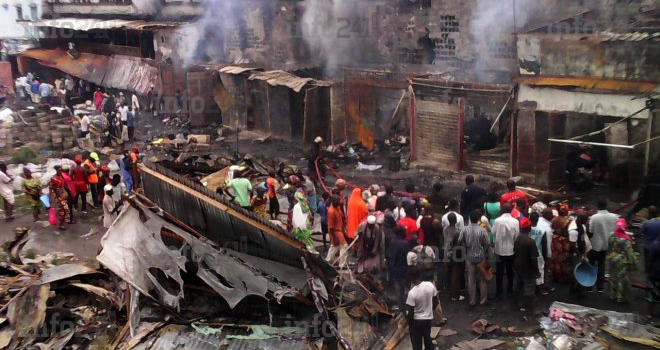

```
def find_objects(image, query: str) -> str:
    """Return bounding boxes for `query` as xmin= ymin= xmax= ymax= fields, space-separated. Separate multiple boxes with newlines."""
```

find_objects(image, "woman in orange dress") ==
xmin=346 ymin=188 xmax=368 ymax=241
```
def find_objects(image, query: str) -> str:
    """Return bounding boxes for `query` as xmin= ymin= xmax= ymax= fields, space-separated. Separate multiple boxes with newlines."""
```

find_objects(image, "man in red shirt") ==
xmin=398 ymin=208 xmax=422 ymax=244
xmin=500 ymin=179 xmax=528 ymax=208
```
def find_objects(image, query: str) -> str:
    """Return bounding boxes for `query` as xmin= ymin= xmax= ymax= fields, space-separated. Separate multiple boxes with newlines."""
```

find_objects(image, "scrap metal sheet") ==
xmin=97 ymin=200 xmax=297 ymax=310
xmin=102 ymin=56 xmax=159 ymax=95
xmin=248 ymin=70 xmax=314 ymax=93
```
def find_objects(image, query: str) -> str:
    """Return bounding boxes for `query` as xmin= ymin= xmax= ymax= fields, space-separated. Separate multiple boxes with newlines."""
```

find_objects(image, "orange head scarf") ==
xmin=347 ymin=188 xmax=368 ymax=240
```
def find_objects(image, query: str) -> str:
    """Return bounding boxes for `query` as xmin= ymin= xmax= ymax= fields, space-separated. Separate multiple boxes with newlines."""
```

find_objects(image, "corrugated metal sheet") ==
xmin=140 ymin=163 xmax=335 ymax=274
xmin=600 ymin=31 xmax=660 ymax=42
xmin=129 ymin=324 xmax=307 ymax=350
xmin=28 ymin=18 xmax=185 ymax=31
xmin=415 ymin=100 xmax=458 ymax=165
xmin=248 ymin=70 xmax=314 ymax=93
xmin=103 ymin=56 xmax=159 ymax=95
xmin=514 ymin=76 xmax=658 ymax=93
xmin=21 ymin=49 xmax=157 ymax=94
xmin=219 ymin=66 xmax=259 ymax=74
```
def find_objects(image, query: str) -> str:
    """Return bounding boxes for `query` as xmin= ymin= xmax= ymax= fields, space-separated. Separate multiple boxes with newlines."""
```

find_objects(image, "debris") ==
xmin=7 ymin=284 xmax=49 ymax=338
xmin=356 ymin=162 xmax=383 ymax=171
xmin=80 ymin=227 xmax=98 ymax=239
xmin=69 ymin=283 xmax=121 ymax=306
xmin=38 ymin=264 xmax=99 ymax=284
xmin=97 ymin=196 xmax=301 ymax=310
xmin=438 ymin=329 xmax=458 ymax=337
xmin=252 ymin=134 xmax=271 ymax=144
xmin=32 ymin=328 xmax=74 ymax=350
xmin=0 ymin=329 xmax=14 ymax=349
xmin=471 ymin=319 xmax=499 ymax=335
xmin=450 ymin=339 xmax=505 ymax=350
xmin=186 ymin=134 xmax=210 ymax=144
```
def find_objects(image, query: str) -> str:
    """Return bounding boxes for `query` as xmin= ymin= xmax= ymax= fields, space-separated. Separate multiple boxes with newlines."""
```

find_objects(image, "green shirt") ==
xmin=229 ymin=178 xmax=252 ymax=207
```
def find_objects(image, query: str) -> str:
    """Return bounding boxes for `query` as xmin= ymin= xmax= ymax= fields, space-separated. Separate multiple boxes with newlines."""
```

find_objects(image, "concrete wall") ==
xmin=0 ymin=0 xmax=41 ymax=39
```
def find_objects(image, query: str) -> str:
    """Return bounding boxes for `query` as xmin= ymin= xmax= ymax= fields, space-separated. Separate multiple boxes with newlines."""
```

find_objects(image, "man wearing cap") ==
xmin=513 ymin=217 xmax=539 ymax=313
xmin=102 ymin=184 xmax=120 ymax=228
xmin=84 ymin=153 xmax=100 ymax=208
xmin=356 ymin=215 xmax=385 ymax=278
xmin=0 ymin=163 xmax=15 ymax=222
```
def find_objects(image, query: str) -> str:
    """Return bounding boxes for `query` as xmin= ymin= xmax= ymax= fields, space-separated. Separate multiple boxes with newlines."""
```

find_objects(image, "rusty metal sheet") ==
xmin=219 ymin=66 xmax=259 ymax=75
xmin=102 ymin=56 xmax=159 ymax=95
xmin=21 ymin=49 xmax=107 ymax=85
xmin=514 ymin=76 xmax=658 ymax=93
xmin=248 ymin=70 xmax=314 ymax=93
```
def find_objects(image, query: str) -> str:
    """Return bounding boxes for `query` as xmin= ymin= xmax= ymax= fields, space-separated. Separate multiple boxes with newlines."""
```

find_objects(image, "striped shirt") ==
xmin=460 ymin=223 xmax=490 ymax=263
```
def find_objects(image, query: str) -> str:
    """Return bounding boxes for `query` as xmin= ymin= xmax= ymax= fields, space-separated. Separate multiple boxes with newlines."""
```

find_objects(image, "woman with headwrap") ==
xmin=49 ymin=166 xmax=71 ymax=230
xmin=292 ymin=190 xmax=314 ymax=251
xmin=22 ymin=168 xmax=41 ymax=221
xmin=607 ymin=218 xmax=637 ymax=302
xmin=347 ymin=188 xmax=368 ymax=241
xmin=550 ymin=204 xmax=572 ymax=283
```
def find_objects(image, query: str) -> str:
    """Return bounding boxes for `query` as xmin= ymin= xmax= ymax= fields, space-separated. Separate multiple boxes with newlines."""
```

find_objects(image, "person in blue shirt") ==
xmin=30 ymin=79 xmax=40 ymax=103
xmin=317 ymin=192 xmax=329 ymax=247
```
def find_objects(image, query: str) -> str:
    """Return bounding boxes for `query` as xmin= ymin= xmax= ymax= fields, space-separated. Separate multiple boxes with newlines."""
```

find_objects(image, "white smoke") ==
xmin=469 ymin=0 xmax=537 ymax=79
xmin=177 ymin=0 xmax=241 ymax=67
xmin=301 ymin=0 xmax=371 ymax=76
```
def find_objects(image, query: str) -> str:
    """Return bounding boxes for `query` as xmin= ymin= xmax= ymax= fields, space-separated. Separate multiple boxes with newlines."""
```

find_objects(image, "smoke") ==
xmin=301 ymin=0 xmax=372 ymax=76
xmin=469 ymin=0 xmax=536 ymax=79
xmin=177 ymin=0 xmax=242 ymax=67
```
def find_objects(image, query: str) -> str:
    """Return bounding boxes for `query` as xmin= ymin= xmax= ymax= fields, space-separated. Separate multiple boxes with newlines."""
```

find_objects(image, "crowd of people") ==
xmin=0 ymin=148 xmax=140 ymax=231
xmin=218 ymin=164 xmax=659 ymax=350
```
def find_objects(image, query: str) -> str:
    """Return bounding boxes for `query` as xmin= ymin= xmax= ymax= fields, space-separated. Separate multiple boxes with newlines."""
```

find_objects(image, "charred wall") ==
xmin=517 ymin=34 xmax=660 ymax=81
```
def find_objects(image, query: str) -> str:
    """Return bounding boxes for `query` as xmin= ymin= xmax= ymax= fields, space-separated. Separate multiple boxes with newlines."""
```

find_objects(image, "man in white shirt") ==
xmin=131 ymin=93 xmax=140 ymax=121
xmin=492 ymin=203 xmax=519 ymax=297
xmin=538 ymin=209 xmax=554 ymax=286
xmin=0 ymin=163 xmax=15 ymax=221
xmin=406 ymin=269 xmax=438 ymax=350
xmin=442 ymin=200 xmax=465 ymax=232
xmin=568 ymin=211 xmax=590 ymax=297
xmin=79 ymin=114 xmax=90 ymax=138
xmin=587 ymin=200 xmax=618 ymax=292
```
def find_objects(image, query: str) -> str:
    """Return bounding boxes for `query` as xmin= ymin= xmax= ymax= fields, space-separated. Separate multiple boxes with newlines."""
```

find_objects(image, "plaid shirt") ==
xmin=460 ymin=223 xmax=490 ymax=264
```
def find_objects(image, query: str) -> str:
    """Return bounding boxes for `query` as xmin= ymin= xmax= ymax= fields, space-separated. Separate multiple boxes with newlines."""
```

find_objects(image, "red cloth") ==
xmin=61 ymin=172 xmax=77 ymax=198
xmin=398 ymin=217 xmax=422 ymax=244
xmin=266 ymin=177 xmax=277 ymax=199
xmin=500 ymin=190 xmax=529 ymax=207
xmin=346 ymin=188 xmax=368 ymax=240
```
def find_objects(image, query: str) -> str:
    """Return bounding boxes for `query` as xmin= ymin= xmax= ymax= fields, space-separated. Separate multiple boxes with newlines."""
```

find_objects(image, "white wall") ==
xmin=0 ymin=0 xmax=42 ymax=39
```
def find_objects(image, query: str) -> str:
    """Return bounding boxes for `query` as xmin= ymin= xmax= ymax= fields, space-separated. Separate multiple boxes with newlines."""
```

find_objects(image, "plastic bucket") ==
xmin=574 ymin=262 xmax=597 ymax=287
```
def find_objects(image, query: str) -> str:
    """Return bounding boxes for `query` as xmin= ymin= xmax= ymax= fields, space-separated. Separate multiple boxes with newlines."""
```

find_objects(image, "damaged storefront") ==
xmin=515 ymin=80 xmax=658 ymax=188
xmin=410 ymin=78 xmax=514 ymax=177
xmin=215 ymin=66 xmax=333 ymax=148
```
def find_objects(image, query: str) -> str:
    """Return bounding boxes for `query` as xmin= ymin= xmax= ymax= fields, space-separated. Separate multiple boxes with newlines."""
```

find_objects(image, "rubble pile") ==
xmin=0 ymin=108 xmax=77 ymax=154
xmin=0 ymin=195 xmax=399 ymax=350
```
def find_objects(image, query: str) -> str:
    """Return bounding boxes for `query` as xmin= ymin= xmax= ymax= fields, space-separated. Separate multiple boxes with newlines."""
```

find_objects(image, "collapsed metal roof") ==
xmin=97 ymin=195 xmax=303 ymax=310
xmin=20 ymin=49 xmax=158 ymax=95
xmin=27 ymin=18 xmax=186 ymax=31
xmin=219 ymin=66 xmax=332 ymax=92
